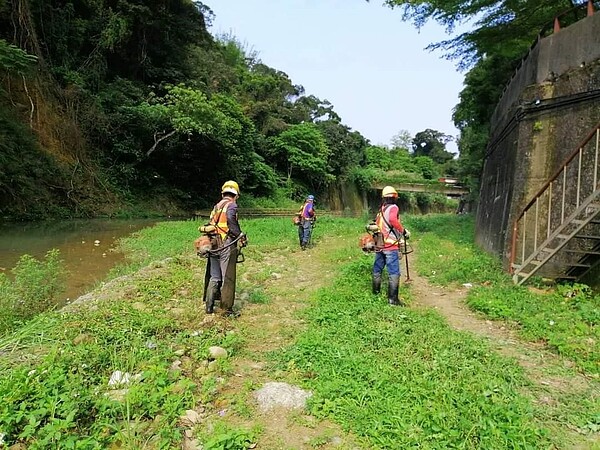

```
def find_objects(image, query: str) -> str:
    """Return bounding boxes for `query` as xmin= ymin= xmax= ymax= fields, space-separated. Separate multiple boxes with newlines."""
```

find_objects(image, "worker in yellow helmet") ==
xmin=373 ymin=186 xmax=409 ymax=306
xmin=202 ymin=180 xmax=247 ymax=314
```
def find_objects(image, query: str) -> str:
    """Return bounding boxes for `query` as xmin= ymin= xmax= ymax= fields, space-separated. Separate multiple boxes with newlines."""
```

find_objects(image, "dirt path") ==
xmin=407 ymin=250 xmax=600 ymax=449
xmin=213 ymin=234 xmax=363 ymax=450
xmin=205 ymin=235 xmax=598 ymax=449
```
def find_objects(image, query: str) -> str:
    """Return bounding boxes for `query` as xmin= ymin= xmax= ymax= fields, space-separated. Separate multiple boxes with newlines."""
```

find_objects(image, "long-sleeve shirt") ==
xmin=301 ymin=201 xmax=315 ymax=219
xmin=226 ymin=201 xmax=242 ymax=238
xmin=377 ymin=203 xmax=405 ymax=251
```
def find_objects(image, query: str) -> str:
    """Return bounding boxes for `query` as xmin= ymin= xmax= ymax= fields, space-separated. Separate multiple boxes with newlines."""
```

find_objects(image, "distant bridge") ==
xmin=371 ymin=182 xmax=469 ymax=197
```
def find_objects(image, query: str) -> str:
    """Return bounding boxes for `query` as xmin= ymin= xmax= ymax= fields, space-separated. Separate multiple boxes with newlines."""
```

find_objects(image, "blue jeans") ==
xmin=373 ymin=250 xmax=400 ymax=276
xmin=298 ymin=220 xmax=312 ymax=246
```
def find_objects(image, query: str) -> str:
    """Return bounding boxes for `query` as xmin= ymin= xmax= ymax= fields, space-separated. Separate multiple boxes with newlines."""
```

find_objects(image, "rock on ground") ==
xmin=254 ymin=382 xmax=312 ymax=412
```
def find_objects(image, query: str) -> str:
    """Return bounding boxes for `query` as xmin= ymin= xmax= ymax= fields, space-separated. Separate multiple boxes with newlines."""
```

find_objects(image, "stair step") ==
xmin=540 ymin=248 xmax=558 ymax=253
xmin=566 ymin=250 xmax=600 ymax=255
xmin=574 ymin=235 xmax=600 ymax=240
xmin=569 ymin=263 xmax=592 ymax=268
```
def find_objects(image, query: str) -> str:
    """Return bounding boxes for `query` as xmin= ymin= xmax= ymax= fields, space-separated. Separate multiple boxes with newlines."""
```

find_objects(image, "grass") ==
xmin=0 ymin=214 xmax=598 ymax=448
xmin=273 ymin=256 xmax=549 ymax=449
xmin=405 ymin=214 xmax=600 ymax=375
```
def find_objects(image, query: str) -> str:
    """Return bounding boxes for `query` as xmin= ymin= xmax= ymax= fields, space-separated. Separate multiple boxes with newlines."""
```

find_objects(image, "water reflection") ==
xmin=0 ymin=219 xmax=158 ymax=302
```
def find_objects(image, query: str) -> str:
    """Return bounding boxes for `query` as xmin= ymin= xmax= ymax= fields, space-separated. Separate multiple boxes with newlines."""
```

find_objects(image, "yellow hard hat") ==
xmin=382 ymin=186 xmax=398 ymax=198
xmin=221 ymin=180 xmax=240 ymax=196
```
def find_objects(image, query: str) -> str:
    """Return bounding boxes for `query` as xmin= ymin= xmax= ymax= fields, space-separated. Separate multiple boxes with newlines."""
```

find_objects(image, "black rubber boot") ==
xmin=214 ymin=281 xmax=222 ymax=307
xmin=388 ymin=275 xmax=403 ymax=306
xmin=372 ymin=274 xmax=382 ymax=294
xmin=205 ymin=280 xmax=220 ymax=314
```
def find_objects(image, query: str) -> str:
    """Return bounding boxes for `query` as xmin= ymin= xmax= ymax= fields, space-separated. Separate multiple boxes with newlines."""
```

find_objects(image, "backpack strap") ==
xmin=378 ymin=204 xmax=402 ymax=246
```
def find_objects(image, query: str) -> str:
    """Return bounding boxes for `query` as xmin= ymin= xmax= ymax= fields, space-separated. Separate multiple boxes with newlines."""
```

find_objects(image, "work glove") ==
xmin=403 ymin=229 xmax=411 ymax=240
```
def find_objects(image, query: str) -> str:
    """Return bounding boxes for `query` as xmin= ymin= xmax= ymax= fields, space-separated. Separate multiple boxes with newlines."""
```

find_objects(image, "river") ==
xmin=0 ymin=219 xmax=159 ymax=303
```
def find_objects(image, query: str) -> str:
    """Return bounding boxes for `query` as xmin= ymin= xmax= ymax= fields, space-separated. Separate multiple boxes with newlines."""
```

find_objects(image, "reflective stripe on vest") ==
xmin=210 ymin=198 xmax=231 ymax=240
xmin=376 ymin=205 xmax=400 ymax=246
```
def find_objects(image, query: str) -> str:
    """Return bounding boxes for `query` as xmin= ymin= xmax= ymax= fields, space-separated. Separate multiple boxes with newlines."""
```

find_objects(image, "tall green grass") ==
xmin=0 ymin=250 xmax=66 ymax=334
xmin=274 ymin=257 xmax=548 ymax=449
xmin=406 ymin=214 xmax=600 ymax=375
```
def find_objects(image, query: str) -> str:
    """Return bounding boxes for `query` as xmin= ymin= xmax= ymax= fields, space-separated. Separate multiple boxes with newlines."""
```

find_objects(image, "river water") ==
xmin=0 ymin=219 xmax=159 ymax=303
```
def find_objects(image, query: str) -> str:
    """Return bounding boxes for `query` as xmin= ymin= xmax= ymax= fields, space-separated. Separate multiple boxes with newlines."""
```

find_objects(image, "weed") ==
xmin=0 ymin=249 xmax=66 ymax=333
xmin=249 ymin=288 xmax=270 ymax=304
xmin=199 ymin=421 xmax=257 ymax=449
xmin=274 ymin=256 xmax=549 ymax=449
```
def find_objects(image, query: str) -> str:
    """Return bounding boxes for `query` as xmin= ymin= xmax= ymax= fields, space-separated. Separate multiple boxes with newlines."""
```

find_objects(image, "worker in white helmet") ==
xmin=373 ymin=186 xmax=409 ymax=306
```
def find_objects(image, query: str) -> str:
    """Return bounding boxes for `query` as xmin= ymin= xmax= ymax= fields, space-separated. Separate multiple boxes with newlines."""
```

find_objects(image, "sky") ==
xmin=208 ymin=0 xmax=466 ymax=153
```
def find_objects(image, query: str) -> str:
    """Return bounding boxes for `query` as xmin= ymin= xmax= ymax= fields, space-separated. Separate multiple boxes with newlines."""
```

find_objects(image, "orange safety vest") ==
xmin=376 ymin=204 xmax=401 ymax=247
xmin=209 ymin=198 xmax=232 ymax=240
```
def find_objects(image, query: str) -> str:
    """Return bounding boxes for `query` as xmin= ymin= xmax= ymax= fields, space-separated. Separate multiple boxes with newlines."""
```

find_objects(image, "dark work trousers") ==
xmin=298 ymin=219 xmax=313 ymax=248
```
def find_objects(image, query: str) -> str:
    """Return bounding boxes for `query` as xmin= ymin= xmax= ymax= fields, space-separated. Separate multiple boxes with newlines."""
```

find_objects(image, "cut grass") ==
xmin=274 ymin=256 xmax=549 ymax=449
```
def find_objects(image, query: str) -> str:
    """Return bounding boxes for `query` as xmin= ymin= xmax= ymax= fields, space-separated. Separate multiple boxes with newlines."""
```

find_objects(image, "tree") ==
xmin=413 ymin=155 xmax=439 ymax=180
xmin=317 ymin=120 xmax=368 ymax=177
xmin=380 ymin=0 xmax=590 ymax=196
xmin=269 ymin=123 xmax=333 ymax=189
xmin=452 ymin=54 xmax=517 ymax=193
xmin=390 ymin=129 xmax=412 ymax=150
xmin=412 ymin=129 xmax=455 ymax=164
xmin=0 ymin=39 xmax=37 ymax=76
xmin=381 ymin=0 xmax=580 ymax=67
xmin=364 ymin=145 xmax=394 ymax=171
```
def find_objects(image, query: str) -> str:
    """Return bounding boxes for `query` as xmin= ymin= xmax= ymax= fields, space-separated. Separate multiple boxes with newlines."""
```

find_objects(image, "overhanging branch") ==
xmin=146 ymin=130 xmax=177 ymax=157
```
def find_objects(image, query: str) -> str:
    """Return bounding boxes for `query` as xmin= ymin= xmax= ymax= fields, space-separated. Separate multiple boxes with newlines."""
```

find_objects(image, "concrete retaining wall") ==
xmin=477 ymin=12 xmax=600 ymax=269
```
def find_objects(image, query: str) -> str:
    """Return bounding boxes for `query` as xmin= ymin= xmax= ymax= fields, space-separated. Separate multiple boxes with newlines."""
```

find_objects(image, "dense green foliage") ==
xmin=0 ymin=249 xmax=65 ymax=333
xmin=383 ymin=0 xmax=596 ymax=196
xmin=1 ymin=1 xmax=459 ymax=219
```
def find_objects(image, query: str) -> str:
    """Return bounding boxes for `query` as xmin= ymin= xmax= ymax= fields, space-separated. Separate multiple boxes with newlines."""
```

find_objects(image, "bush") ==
xmin=0 ymin=249 xmax=66 ymax=333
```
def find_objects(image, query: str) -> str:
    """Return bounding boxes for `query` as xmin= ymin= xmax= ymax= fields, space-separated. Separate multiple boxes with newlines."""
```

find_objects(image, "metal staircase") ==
xmin=510 ymin=122 xmax=600 ymax=285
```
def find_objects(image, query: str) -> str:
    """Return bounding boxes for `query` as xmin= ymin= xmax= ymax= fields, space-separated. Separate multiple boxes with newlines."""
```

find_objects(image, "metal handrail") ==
xmin=509 ymin=121 xmax=600 ymax=274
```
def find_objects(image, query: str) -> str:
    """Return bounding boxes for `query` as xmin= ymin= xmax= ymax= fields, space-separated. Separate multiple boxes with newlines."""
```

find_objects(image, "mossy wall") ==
xmin=477 ymin=13 xmax=600 ymax=272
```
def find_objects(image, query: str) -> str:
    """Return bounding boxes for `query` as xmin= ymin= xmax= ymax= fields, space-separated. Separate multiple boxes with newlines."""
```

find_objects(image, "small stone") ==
xmin=271 ymin=272 xmax=282 ymax=280
xmin=108 ymin=370 xmax=131 ymax=386
xmin=179 ymin=410 xmax=201 ymax=427
xmin=170 ymin=360 xmax=182 ymax=372
xmin=174 ymin=349 xmax=186 ymax=357
xmin=208 ymin=346 xmax=228 ymax=359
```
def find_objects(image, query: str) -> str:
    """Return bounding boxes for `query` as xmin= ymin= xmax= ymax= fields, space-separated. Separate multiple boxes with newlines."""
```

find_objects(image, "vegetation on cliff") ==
xmin=1 ymin=1 xmax=457 ymax=220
